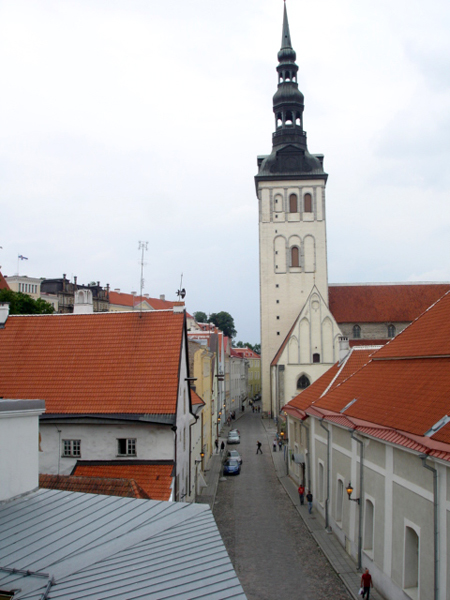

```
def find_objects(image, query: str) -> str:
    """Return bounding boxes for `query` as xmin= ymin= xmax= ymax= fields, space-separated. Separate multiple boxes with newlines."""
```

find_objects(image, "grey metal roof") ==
xmin=0 ymin=489 xmax=246 ymax=599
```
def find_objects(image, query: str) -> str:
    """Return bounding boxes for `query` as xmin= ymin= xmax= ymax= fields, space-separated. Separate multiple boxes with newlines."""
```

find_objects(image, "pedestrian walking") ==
xmin=215 ymin=439 xmax=219 ymax=453
xmin=273 ymin=440 xmax=277 ymax=452
xmin=298 ymin=484 xmax=305 ymax=505
xmin=360 ymin=568 xmax=373 ymax=599
xmin=256 ymin=440 xmax=263 ymax=454
xmin=306 ymin=490 xmax=313 ymax=513
xmin=278 ymin=439 xmax=282 ymax=451
xmin=220 ymin=441 xmax=225 ymax=455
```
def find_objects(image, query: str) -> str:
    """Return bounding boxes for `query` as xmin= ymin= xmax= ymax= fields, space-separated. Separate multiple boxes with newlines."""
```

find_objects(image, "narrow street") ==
xmin=213 ymin=409 xmax=351 ymax=600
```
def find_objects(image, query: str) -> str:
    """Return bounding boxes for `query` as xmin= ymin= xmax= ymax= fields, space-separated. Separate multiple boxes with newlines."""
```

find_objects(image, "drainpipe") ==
xmin=304 ymin=422 xmax=311 ymax=492
xmin=319 ymin=418 xmax=331 ymax=531
xmin=420 ymin=455 xmax=438 ymax=600
xmin=351 ymin=430 xmax=364 ymax=570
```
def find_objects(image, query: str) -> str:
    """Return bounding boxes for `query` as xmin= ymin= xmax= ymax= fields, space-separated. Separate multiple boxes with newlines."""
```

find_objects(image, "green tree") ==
xmin=0 ymin=289 xmax=54 ymax=314
xmin=193 ymin=311 xmax=208 ymax=323
xmin=208 ymin=311 xmax=237 ymax=339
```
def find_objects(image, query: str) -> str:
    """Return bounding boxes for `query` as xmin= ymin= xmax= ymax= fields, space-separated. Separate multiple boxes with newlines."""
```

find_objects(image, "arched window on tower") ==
xmin=291 ymin=246 xmax=300 ymax=267
xmin=313 ymin=353 xmax=320 ymax=363
xmin=296 ymin=113 xmax=301 ymax=126
xmin=297 ymin=375 xmax=310 ymax=390
xmin=388 ymin=324 xmax=396 ymax=338
xmin=285 ymin=111 xmax=293 ymax=126
xmin=276 ymin=113 xmax=282 ymax=128
xmin=304 ymin=193 xmax=312 ymax=213
xmin=353 ymin=324 xmax=361 ymax=339
xmin=289 ymin=194 xmax=298 ymax=213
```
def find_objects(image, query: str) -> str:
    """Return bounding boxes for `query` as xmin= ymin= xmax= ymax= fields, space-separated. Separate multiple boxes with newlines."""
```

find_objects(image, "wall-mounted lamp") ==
xmin=346 ymin=482 xmax=360 ymax=504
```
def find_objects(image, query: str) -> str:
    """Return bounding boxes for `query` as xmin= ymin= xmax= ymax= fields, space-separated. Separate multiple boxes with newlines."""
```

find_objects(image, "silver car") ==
xmin=227 ymin=431 xmax=240 ymax=444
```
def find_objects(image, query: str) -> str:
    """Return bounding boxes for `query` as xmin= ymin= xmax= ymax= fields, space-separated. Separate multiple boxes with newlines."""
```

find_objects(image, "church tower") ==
xmin=256 ymin=4 xmax=329 ymax=415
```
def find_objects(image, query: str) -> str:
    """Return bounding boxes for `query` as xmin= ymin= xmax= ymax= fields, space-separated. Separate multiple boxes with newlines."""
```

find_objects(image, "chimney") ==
xmin=114 ymin=288 xmax=120 ymax=293
xmin=160 ymin=294 xmax=165 ymax=301
xmin=173 ymin=302 xmax=184 ymax=313
xmin=339 ymin=336 xmax=350 ymax=363
xmin=0 ymin=303 xmax=10 ymax=327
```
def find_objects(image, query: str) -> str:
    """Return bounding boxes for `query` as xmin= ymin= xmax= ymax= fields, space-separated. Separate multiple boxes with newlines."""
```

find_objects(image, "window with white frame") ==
xmin=364 ymin=499 xmax=374 ymax=553
xmin=404 ymin=526 xmax=419 ymax=592
xmin=62 ymin=439 xmax=81 ymax=457
xmin=336 ymin=478 xmax=344 ymax=523
xmin=117 ymin=438 xmax=136 ymax=456
xmin=318 ymin=461 xmax=324 ymax=503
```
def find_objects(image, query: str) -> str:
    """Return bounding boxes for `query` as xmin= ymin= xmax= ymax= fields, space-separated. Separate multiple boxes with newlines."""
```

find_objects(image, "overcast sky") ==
xmin=1 ymin=0 xmax=450 ymax=343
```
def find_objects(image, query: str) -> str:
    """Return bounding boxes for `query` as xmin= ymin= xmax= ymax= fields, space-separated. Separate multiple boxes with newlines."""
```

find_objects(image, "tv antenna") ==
xmin=138 ymin=241 xmax=148 ymax=317
xmin=176 ymin=273 xmax=186 ymax=300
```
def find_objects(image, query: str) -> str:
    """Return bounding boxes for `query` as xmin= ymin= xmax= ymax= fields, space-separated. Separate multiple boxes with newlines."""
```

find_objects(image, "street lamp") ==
xmin=346 ymin=482 xmax=360 ymax=504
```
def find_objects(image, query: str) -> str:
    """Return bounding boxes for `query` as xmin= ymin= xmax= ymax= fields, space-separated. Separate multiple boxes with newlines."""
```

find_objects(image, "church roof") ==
xmin=0 ymin=310 xmax=185 ymax=415
xmin=329 ymin=282 xmax=450 ymax=323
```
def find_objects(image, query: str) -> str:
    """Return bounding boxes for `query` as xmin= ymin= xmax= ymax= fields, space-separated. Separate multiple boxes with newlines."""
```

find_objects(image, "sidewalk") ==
xmin=262 ymin=418 xmax=385 ymax=600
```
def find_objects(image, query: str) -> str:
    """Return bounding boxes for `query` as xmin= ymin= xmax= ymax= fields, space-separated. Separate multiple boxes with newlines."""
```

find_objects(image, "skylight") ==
xmin=425 ymin=415 xmax=450 ymax=437
xmin=340 ymin=398 xmax=358 ymax=414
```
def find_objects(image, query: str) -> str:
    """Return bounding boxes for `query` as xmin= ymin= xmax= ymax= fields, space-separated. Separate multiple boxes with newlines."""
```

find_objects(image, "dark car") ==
xmin=223 ymin=458 xmax=241 ymax=475
xmin=226 ymin=450 xmax=243 ymax=465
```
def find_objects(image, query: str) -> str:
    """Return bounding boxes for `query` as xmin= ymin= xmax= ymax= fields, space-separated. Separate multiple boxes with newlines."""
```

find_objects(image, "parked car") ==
xmin=223 ymin=458 xmax=241 ymax=475
xmin=226 ymin=450 xmax=243 ymax=464
xmin=229 ymin=429 xmax=240 ymax=435
xmin=227 ymin=431 xmax=240 ymax=444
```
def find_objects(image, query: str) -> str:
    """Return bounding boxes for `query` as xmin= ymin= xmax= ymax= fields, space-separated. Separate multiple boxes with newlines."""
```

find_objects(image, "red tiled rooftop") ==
xmin=0 ymin=311 xmax=184 ymax=414
xmin=374 ymin=290 xmax=450 ymax=359
xmin=72 ymin=462 xmax=174 ymax=501
xmin=191 ymin=390 xmax=205 ymax=406
xmin=329 ymin=283 xmax=450 ymax=323
xmin=0 ymin=271 xmax=9 ymax=290
xmin=313 ymin=358 xmax=450 ymax=437
xmin=109 ymin=291 xmax=176 ymax=310
xmin=286 ymin=364 xmax=340 ymax=412
xmin=39 ymin=473 xmax=150 ymax=499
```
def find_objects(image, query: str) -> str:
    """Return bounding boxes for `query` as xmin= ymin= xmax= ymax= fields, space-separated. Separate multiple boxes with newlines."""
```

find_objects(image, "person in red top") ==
xmin=298 ymin=484 xmax=305 ymax=505
xmin=360 ymin=568 xmax=373 ymax=599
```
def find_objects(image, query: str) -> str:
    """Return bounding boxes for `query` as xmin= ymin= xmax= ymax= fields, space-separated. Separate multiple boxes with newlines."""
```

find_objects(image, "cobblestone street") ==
xmin=213 ymin=410 xmax=352 ymax=600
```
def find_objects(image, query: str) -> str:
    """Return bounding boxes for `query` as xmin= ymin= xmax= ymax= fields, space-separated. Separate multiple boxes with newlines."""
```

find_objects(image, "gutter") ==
xmin=319 ymin=418 xmax=331 ymax=531
xmin=420 ymin=455 xmax=439 ymax=600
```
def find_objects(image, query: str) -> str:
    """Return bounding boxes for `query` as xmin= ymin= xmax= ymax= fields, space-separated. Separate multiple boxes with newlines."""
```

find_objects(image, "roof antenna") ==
xmin=138 ymin=241 xmax=148 ymax=318
xmin=176 ymin=273 xmax=186 ymax=300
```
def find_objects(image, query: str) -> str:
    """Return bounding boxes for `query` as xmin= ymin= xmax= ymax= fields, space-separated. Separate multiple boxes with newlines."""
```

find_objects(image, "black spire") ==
xmin=255 ymin=3 xmax=326 ymax=182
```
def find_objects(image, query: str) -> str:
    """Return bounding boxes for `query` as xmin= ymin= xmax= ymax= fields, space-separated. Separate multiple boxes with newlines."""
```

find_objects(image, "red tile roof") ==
xmin=374 ymin=290 xmax=450 ymax=359
xmin=0 ymin=271 xmax=9 ymax=290
xmin=39 ymin=473 xmax=150 ymax=499
xmin=72 ymin=462 xmax=174 ymax=501
xmin=286 ymin=364 xmax=340 ymax=413
xmin=314 ymin=358 xmax=450 ymax=437
xmin=329 ymin=283 xmax=450 ymax=323
xmin=109 ymin=291 xmax=176 ymax=310
xmin=191 ymin=390 xmax=205 ymax=406
xmin=0 ymin=311 xmax=184 ymax=414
